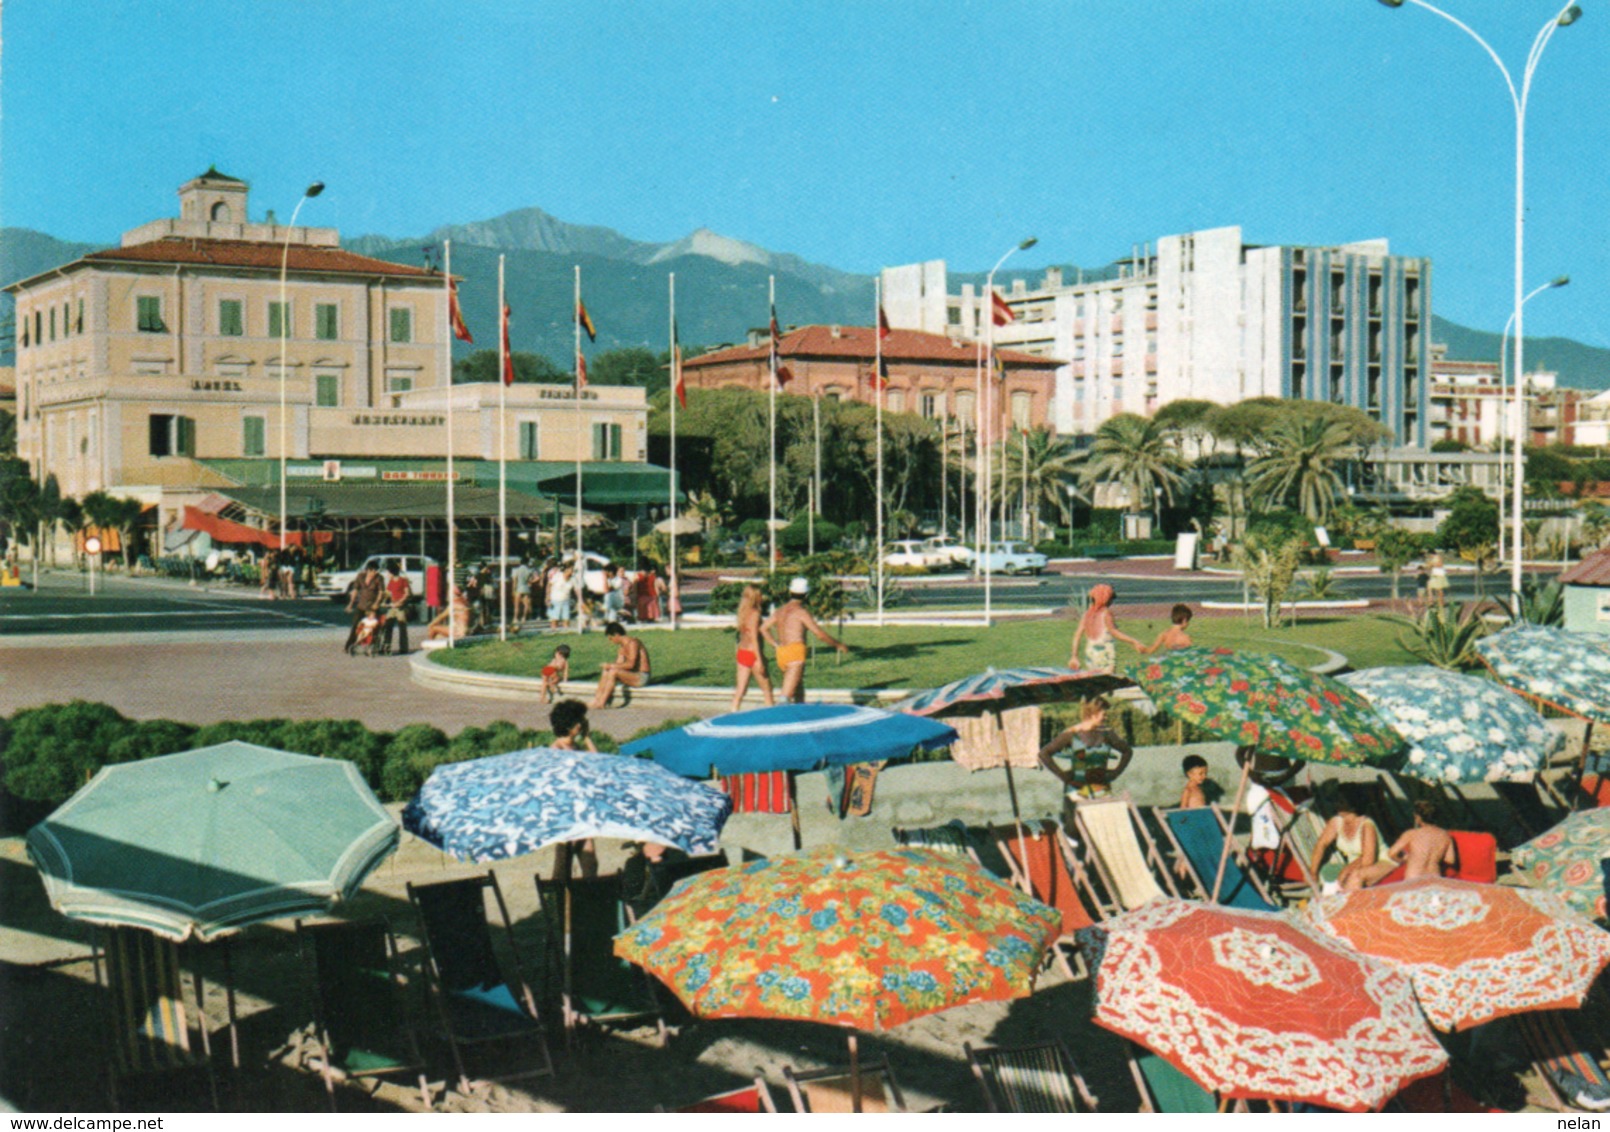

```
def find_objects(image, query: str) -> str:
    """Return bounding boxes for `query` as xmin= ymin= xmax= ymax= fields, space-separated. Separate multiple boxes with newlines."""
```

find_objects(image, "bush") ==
xmin=190 ymin=718 xmax=296 ymax=750
xmin=1 ymin=701 xmax=136 ymax=806
xmin=274 ymin=719 xmax=391 ymax=784
xmin=380 ymin=723 xmax=451 ymax=802
xmin=778 ymin=516 xmax=843 ymax=553
xmin=737 ymin=518 xmax=770 ymax=541
xmin=106 ymin=719 xmax=197 ymax=766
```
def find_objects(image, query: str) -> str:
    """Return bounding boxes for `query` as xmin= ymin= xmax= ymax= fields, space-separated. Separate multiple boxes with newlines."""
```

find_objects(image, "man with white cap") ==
xmin=761 ymin=576 xmax=849 ymax=703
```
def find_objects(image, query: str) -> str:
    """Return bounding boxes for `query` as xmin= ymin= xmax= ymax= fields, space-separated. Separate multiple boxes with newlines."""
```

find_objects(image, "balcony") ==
xmin=1145 ymin=312 xmax=1157 ymax=331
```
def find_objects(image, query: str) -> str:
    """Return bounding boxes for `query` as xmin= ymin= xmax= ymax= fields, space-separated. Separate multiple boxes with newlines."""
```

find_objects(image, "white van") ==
xmin=316 ymin=554 xmax=437 ymax=602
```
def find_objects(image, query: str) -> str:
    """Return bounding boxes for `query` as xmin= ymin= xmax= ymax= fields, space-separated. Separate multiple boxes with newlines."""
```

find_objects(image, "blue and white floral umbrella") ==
xmin=620 ymin=704 xmax=957 ymax=778
xmin=892 ymin=666 xmax=1131 ymax=718
xmin=1339 ymin=667 xmax=1563 ymax=784
xmin=402 ymin=748 xmax=732 ymax=862
xmin=1474 ymin=624 xmax=1610 ymax=725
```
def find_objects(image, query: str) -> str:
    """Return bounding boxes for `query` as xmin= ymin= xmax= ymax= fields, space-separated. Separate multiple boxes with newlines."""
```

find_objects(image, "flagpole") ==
xmin=574 ymin=265 xmax=584 ymax=605
xmin=498 ymin=255 xmax=508 ymax=642
xmin=974 ymin=334 xmax=985 ymax=600
xmin=444 ymin=241 xmax=457 ymax=648
xmin=940 ymin=420 xmax=947 ymax=537
xmin=875 ymin=277 xmax=885 ymax=627
xmin=768 ymin=274 xmax=778 ymax=571
xmin=668 ymin=272 xmax=679 ymax=630
xmin=984 ymin=313 xmax=994 ymax=627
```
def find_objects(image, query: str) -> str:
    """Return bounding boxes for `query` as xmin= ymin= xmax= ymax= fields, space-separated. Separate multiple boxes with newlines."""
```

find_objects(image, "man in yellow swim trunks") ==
xmin=761 ymin=577 xmax=850 ymax=703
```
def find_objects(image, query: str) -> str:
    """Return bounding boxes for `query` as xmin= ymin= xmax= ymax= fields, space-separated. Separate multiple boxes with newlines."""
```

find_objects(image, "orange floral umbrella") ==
xmin=1306 ymin=878 xmax=1610 ymax=1032
xmin=1081 ymin=898 xmax=1446 ymax=1112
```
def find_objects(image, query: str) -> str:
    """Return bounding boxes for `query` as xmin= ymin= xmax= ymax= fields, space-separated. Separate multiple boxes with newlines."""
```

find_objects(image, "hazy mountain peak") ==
xmin=649 ymin=227 xmax=769 ymax=268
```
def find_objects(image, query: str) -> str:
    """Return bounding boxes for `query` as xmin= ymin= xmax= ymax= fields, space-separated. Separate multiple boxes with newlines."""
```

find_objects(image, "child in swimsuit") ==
xmin=1069 ymin=584 xmax=1142 ymax=673
xmin=1142 ymin=604 xmax=1194 ymax=654
xmin=540 ymin=645 xmax=571 ymax=704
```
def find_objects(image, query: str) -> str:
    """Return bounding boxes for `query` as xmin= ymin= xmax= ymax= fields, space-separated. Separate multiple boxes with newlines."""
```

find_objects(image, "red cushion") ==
xmin=1581 ymin=775 xmax=1610 ymax=808
xmin=1447 ymin=830 xmax=1498 ymax=884
xmin=680 ymin=1086 xmax=765 ymax=1113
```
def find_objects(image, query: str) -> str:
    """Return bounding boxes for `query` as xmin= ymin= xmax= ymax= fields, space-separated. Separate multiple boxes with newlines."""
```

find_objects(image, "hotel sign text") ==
xmin=350 ymin=413 xmax=446 ymax=427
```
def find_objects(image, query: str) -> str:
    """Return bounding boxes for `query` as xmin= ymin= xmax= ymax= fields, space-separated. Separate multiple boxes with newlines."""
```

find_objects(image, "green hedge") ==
xmin=1036 ymin=539 xmax=1176 ymax=558
xmin=0 ymin=700 xmax=630 ymax=828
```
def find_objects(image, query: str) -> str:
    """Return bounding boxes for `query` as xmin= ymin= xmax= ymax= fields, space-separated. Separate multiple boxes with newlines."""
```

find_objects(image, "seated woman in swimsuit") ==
xmin=1069 ymin=584 xmax=1143 ymax=673
xmin=1308 ymin=784 xmax=1381 ymax=894
xmin=731 ymin=584 xmax=776 ymax=711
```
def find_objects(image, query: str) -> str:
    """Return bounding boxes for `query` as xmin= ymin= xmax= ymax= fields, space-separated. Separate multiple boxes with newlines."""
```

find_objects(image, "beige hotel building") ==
xmin=7 ymin=169 xmax=654 ymax=542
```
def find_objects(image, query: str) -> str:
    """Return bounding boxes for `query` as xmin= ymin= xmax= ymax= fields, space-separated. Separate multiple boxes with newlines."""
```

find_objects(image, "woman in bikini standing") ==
xmin=731 ymin=584 xmax=777 ymax=711
xmin=1069 ymin=583 xmax=1143 ymax=674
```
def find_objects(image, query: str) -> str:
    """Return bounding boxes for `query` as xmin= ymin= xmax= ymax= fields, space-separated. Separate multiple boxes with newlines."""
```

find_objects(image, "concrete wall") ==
xmin=1565 ymin=585 xmax=1610 ymax=636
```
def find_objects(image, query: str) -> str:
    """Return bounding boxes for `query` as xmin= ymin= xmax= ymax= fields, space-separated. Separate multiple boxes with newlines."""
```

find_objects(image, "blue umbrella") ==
xmin=893 ymin=666 xmax=1130 ymax=719
xmin=620 ymin=704 xmax=958 ymax=777
xmin=402 ymin=748 xmax=732 ymax=862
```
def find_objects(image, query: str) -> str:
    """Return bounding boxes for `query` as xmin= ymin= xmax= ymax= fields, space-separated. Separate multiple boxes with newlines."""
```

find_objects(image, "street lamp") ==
xmin=1497 ymin=274 xmax=1569 ymax=565
xmin=981 ymin=235 xmax=1037 ymax=626
xmin=278 ymin=180 xmax=325 ymax=555
xmin=1375 ymin=0 xmax=1581 ymax=611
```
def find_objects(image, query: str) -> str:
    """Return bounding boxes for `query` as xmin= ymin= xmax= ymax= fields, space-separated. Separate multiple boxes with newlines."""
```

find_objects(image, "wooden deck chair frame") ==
xmin=295 ymin=918 xmax=433 ymax=1112
xmin=406 ymin=871 xmax=554 ymax=1093
xmin=655 ymin=1074 xmax=779 ymax=1113
xmin=782 ymin=1055 xmax=908 ymax=1113
xmin=1068 ymin=794 xmax=1181 ymax=918
xmin=965 ymin=1039 xmax=1099 ymax=1113
xmin=534 ymin=874 xmax=668 ymax=1051
xmin=1153 ymin=804 xmax=1279 ymax=909
xmin=93 ymin=926 xmax=219 ymax=1112
xmin=1517 ymin=1009 xmax=1610 ymax=1114
xmin=1267 ymin=796 xmax=1327 ymax=898
xmin=988 ymin=820 xmax=1101 ymax=980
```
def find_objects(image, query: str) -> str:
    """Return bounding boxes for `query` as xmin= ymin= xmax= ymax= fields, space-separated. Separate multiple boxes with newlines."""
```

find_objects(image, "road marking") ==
xmin=0 ymin=609 xmax=332 ymax=627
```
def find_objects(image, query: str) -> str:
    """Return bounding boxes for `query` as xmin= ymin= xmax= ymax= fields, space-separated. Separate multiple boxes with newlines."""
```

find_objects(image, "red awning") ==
xmin=179 ymin=507 xmax=331 ymax=549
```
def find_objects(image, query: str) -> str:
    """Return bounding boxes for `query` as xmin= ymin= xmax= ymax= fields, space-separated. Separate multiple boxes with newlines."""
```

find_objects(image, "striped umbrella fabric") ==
xmin=893 ymin=666 xmax=1131 ymax=718
xmin=1474 ymin=624 xmax=1610 ymax=725
xmin=27 ymin=742 xmax=398 ymax=943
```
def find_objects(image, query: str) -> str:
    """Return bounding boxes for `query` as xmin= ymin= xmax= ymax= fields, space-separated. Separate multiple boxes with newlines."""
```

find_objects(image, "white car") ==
xmin=922 ymin=535 xmax=974 ymax=568
xmin=975 ymin=541 xmax=1048 ymax=575
xmin=881 ymin=539 xmax=944 ymax=569
xmin=316 ymin=553 xmax=437 ymax=600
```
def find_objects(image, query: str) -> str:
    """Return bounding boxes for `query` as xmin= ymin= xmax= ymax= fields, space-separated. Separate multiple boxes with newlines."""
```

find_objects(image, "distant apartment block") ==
xmin=882 ymin=225 xmax=1432 ymax=447
xmin=1426 ymin=343 xmax=1597 ymax=449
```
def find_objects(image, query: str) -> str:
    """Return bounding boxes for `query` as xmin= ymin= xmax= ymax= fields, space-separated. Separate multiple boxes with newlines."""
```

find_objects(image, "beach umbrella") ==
xmin=1510 ymin=808 xmax=1610 ymax=918
xmin=652 ymin=514 xmax=702 ymax=536
xmin=1338 ymin=666 xmax=1562 ymax=785
xmin=616 ymin=846 xmax=1059 ymax=1110
xmin=1130 ymin=648 xmax=1406 ymax=898
xmin=1079 ymin=898 xmax=1446 ymax=1112
xmin=26 ymin=741 xmax=398 ymax=943
xmin=619 ymin=703 xmax=957 ymax=778
xmin=1475 ymin=624 xmax=1610 ymax=727
xmin=401 ymin=747 xmax=732 ymax=862
xmin=1305 ymin=878 xmax=1610 ymax=1033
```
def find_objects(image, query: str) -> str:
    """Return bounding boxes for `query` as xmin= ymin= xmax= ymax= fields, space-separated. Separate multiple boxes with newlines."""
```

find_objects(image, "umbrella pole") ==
xmin=996 ymin=709 xmax=1031 ymax=871
xmin=849 ymin=1030 xmax=863 ymax=1114
xmin=1574 ymin=721 xmax=1596 ymax=812
xmin=1211 ymin=749 xmax=1254 ymax=904
xmin=223 ymin=938 xmax=240 ymax=1070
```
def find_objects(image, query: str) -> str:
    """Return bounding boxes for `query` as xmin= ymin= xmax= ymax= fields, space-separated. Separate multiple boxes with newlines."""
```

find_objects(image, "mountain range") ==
xmin=4 ymin=209 xmax=1608 ymax=392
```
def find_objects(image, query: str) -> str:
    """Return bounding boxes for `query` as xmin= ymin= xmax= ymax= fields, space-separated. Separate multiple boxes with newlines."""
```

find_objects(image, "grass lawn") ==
xmin=433 ymin=611 xmax=1420 ymax=691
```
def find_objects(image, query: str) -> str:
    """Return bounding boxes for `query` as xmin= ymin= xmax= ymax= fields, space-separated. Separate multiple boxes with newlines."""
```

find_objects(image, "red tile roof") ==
xmin=83 ymin=238 xmax=437 ymax=279
xmin=681 ymin=324 xmax=1062 ymax=369
xmin=1562 ymin=545 xmax=1610 ymax=587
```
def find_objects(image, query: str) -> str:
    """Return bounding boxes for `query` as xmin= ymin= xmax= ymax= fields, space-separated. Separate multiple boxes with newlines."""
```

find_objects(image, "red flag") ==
xmin=770 ymin=303 xmax=790 ymax=387
xmin=449 ymin=280 xmax=474 ymax=343
xmin=878 ymin=305 xmax=891 ymax=340
xmin=776 ymin=364 xmax=794 ymax=387
xmin=672 ymin=318 xmax=687 ymax=409
xmin=991 ymin=290 xmax=1015 ymax=327
xmin=576 ymin=350 xmax=588 ymax=389
xmin=500 ymin=304 xmax=514 ymax=386
xmin=577 ymin=299 xmax=597 ymax=343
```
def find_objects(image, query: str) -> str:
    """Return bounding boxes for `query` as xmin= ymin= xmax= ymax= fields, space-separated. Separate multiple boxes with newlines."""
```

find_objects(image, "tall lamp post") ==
xmin=278 ymin=181 xmax=325 ymax=552
xmin=981 ymin=236 xmax=1037 ymax=627
xmin=1497 ymin=274 xmax=1569 ymax=565
xmin=1376 ymin=0 xmax=1581 ymax=610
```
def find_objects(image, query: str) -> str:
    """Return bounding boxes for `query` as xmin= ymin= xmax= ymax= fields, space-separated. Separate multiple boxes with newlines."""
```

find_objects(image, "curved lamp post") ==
xmin=981 ymin=236 xmax=1037 ymax=627
xmin=1497 ymin=274 xmax=1569 ymax=564
xmin=278 ymin=181 xmax=325 ymax=553
xmin=1375 ymin=0 xmax=1581 ymax=609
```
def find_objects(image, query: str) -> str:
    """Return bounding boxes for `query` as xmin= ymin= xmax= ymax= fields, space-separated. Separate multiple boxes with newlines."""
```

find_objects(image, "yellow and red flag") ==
xmin=500 ymin=304 xmax=514 ymax=386
xmin=577 ymin=300 xmax=597 ymax=343
xmin=991 ymin=290 xmax=1015 ymax=327
xmin=449 ymin=280 xmax=474 ymax=343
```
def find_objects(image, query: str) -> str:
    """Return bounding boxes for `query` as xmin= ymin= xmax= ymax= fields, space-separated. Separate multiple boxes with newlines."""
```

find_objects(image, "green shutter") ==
xmin=520 ymin=421 xmax=539 ymax=460
xmin=137 ymin=296 xmax=165 ymax=332
xmin=176 ymin=417 xmax=196 ymax=457
xmin=269 ymin=302 xmax=290 ymax=338
xmin=316 ymin=303 xmax=338 ymax=340
xmin=220 ymin=300 xmax=243 ymax=336
xmin=244 ymin=416 xmax=265 ymax=456
xmin=390 ymin=307 xmax=412 ymax=343
xmin=316 ymin=374 xmax=340 ymax=407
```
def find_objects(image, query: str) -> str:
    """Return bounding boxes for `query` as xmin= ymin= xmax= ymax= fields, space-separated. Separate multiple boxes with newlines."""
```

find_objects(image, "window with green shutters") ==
xmin=49 ymin=308 xmax=56 ymax=341
xmin=315 ymin=373 xmax=341 ymax=407
xmin=315 ymin=303 xmax=339 ymax=340
xmin=137 ymin=296 xmax=165 ymax=332
xmin=591 ymin=422 xmax=622 ymax=461
xmin=149 ymin=414 xmax=195 ymax=457
xmin=519 ymin=421 xmax=540 ymax=460
xmin=219 ymin=300 xmax=244 ymax=336
xmin=176 ymin=415 xmax=196 ymax=457
xmin=268 ymin=301 xmax=291 ymax=338
xmin=243 ymin=416 xmax=266 ymax=457
xmin=389 ymin=306 xmax=412 ymax=343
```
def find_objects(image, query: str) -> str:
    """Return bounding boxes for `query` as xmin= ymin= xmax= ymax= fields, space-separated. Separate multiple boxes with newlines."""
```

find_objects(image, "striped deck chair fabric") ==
xmin=1517 ymin=1010 xmax=1610 ymax=1112
xmin=1164 ymin=808 xmax=1278 ymax=911
xmin=720 ymin=771 xmax=793 ymax=813
xmin=102 ymin=927 xmax=209 ymax=1079
xmin=1078 ymin=802 xmax=1165 ymax=911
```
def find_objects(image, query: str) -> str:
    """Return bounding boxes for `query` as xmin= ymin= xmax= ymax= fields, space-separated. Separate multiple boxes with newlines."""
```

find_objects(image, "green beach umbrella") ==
xmin=26 ymin=741 xmax=398 ymax=943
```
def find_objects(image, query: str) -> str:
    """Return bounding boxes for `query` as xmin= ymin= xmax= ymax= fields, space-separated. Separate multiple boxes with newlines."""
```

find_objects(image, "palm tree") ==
xmin=990 ymin=428 xmax=1085 ymax=543
xmin=1245 ymin=416 xmax=1354 ymax=523
xmin=1077 ymin=414 xmax=1188 ymax=536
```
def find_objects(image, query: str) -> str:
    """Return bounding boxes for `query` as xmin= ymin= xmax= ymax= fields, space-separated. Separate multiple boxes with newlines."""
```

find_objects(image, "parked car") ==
xmin=974 ymin=541 xmax=1048 ymax=575
xmin=922 ymin=534 xmax=974 ymax=568
xmin=881 ymin=539 xmax=945 ymax=569
xmin=316 ymin=554 xmax=437 ymax=601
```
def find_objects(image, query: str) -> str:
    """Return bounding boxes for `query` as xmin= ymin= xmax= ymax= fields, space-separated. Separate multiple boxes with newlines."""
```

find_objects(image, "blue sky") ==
xmin=3 ymin=1 xmax=1606 ymax=345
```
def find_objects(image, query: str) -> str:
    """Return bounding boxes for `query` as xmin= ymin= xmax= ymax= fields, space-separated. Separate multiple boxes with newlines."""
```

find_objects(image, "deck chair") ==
xmin=1493 ymin=778 xmax=1568 ymax=839
xmin=1124 ymin=1041 xmax=1271 ymax=1113
xmin=658 ymin=1076 xmax=779 ymax=1112
xmin=623 ymin=851 xmax=729 ymax=919
xmin=892 ymin=820 xmax=985 ymax=866
xmin=1517 ymin=1010 xmax=1610 ymax=1113
xmin=991 ymin=820 xmax=1101 ymax=979
xmin=966 ymin=1040 xmax=1099 ymax=1113
xmin=1158 ymin=806 xmax=1279 ymax=911
xmin=1069 ymin=794 xmax=1178 ymax=916
xmin=296 ymin=918 xmax=432 ymax=1111
xmin=782 ymin=1056 xmax=908 ymax=1112
xmin=534 ymin=875 xmax=667 ymax=1049
xmin=407 ymin=872 xmax=554 ymax=1092
xmin=94 ymin=927 xmax=218 ymax=1111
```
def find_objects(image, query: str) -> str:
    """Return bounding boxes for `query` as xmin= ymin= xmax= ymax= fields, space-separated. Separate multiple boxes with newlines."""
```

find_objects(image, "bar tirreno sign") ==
xmin=350 ymin=412 xmax=447 ymax=427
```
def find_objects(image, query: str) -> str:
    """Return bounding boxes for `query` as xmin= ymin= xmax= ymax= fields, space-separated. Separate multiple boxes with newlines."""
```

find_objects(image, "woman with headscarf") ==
xmin=1069 ymin=583 xmax=1142 ymax=673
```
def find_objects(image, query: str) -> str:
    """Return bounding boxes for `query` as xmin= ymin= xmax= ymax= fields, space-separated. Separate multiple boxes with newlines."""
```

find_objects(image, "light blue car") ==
xmin=974 ymin=541 xmax=1048 ymax=575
